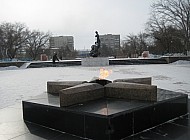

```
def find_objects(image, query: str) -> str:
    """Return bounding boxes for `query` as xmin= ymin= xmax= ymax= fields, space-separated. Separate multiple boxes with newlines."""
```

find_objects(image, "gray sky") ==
xmin=0 ymin=0 xmax=154 ymax=50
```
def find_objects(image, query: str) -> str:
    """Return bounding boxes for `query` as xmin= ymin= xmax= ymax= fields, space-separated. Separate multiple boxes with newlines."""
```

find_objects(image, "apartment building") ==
xmin=49 ymin=36 xmax=74 ymax=51
xmin=99 ymin=34 xmax=120 ymax=49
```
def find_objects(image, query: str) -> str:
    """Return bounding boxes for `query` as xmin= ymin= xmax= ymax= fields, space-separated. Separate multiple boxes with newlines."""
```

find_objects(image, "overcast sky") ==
xmin=0 ymin=0 xmax=154 ymax=50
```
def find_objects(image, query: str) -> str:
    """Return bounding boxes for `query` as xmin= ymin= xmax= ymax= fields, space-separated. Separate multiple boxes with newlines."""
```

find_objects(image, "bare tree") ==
xmin=124 ymin=34 xmax=140 ymax=57
xmin=137 ymin=32 xmax=149 ymax=54
xmin=147 ymin=13 xmax=174 ymax=54
xmin=0 ymin=22 xmax=30 ymax=59
xmin=26 ymin=30 xmax=51 ymax=60
xmin=150 ymin=0 xmax=190 ymax=53
xmin=122 ymin=33 xmax=149 ymax=57
xmin=0 ymin=28 xmax=5 ymax=59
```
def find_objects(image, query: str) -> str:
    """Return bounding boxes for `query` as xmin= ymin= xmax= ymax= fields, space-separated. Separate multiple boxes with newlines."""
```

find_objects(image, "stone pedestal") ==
xmin=59 ymin=83 xmax=104 ymax=106
xmin=81 ymin=57 xmax=109 ymax=66
xmin=114 ymin=77 xmax=152 ymax=85
xmin=105 ymin=82 xmax=157 ymax=101
xmin=23 ymin=76 xmax=189 ymax=140
xmin=23 ymin=89 xmax=188 ymax=140
xmin=47 ymin=81 xmax=87 ymax=95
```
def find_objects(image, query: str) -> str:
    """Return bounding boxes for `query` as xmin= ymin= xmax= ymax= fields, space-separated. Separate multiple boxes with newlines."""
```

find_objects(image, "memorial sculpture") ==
xmin=89 ymin=31 xmax=101 ymax=57
xmin=23 ymin=76 xmax=188 ymax=140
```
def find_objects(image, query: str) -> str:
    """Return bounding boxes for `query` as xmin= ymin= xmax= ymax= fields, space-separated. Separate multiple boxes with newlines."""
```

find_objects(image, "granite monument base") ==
xmin=22 ymin=89 xmax=188 ymax=140
xmin=47 ymin=81 xmax=87 ymax=95
xmin=81 ymin=57 xmax=109 ymax=66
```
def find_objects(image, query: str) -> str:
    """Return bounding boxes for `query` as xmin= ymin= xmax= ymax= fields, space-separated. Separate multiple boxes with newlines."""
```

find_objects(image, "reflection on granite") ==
xmin=0 ymin=97 xmax=189 ymax=140
xmin=23 ymin=88 xmax=187 ymax=116
xmin=68 ymin=98 xmax=151 ymax=116
xmin=157 ymin=88 xmax=185 ymax=101
xmin=25 ymin=93 xmax=60 ymax=107
xmin=22 ymin=88 xmax=188 ymax=140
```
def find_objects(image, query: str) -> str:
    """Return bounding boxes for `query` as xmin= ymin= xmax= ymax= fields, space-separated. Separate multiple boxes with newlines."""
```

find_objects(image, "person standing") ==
xmin=52 ymin=53 xmax=59 ymax=64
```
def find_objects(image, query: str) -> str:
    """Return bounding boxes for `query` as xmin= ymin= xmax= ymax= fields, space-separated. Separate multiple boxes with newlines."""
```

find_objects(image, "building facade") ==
xmin=99 ymin=34 xmax=120 ymax=49
xmin=49 ymin=36 xmax=74 ymax=51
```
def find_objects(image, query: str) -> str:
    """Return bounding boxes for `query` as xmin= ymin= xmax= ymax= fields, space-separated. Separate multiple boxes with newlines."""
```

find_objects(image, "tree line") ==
xmin=0 ymin=22 xmax=51 ymax=60
xmin=1 ymin=0 xmax=189 ymax=59
xmin=121 ymin=0 xmax=190 ymax=57
xmin=90 ymin=0 xmax=189 ymax=58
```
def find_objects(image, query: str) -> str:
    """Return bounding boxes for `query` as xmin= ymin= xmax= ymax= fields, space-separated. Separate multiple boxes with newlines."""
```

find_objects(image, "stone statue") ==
xmin=89 ymin=31 xmax=101 ymax=57
xmin=95 ymin=31 xmax=100 ymax=48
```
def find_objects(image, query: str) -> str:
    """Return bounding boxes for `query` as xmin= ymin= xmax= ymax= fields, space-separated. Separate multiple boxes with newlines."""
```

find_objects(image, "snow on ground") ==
xmin=0 ymin=66 xmax=19 ymax=71
xmin=0 ymin=60 xmax=190 ymax=109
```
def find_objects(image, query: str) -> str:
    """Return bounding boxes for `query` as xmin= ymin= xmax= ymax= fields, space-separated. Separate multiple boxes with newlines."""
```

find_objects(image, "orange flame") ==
xmin=99 ymin=68 xmax=112 ymax=79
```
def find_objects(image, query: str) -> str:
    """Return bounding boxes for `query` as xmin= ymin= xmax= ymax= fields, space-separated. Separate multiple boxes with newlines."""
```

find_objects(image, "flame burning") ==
xmin=99 ymin=68 xmax=112 ymax=79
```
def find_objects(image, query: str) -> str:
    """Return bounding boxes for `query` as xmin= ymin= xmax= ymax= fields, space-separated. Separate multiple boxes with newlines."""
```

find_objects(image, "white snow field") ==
xmin=0 ymin=61 xmax=190 ymax=109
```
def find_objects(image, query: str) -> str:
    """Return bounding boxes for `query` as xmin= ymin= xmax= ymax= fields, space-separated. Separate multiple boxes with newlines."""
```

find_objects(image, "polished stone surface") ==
xmin=81 ymin=57 xmax=109 ymax=66
xmin=105 ymin=82 xmax=157 ymax=101
xmin=59 ymin=83 xmax=104 ymax=106
xmin=113 ymin=77 xmax=152 ymax=85
xmin=22 ymin=88 xmax=188 ymax=140
xmin=0 ymin=98 xmax=189 ymax=140
xmin=47 ymin=81 xmax=87 ymax=95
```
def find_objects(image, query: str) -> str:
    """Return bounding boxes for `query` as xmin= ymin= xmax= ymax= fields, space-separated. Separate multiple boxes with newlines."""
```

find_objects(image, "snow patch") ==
xmin=0 ymin=66 xmax=19 ymax=71
xmin=0 ymin=64 xmax=190 ymax=108
xmin=171 ymin=60 xmax=190 ymax=65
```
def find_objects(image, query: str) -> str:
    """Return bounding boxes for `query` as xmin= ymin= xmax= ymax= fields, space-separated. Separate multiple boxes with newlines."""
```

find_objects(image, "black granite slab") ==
xmin=22 ymin=88 xmax=188 ymax=140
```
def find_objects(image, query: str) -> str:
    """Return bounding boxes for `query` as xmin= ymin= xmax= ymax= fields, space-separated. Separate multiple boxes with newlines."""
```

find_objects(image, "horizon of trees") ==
xmin=121 ymin=0 xmax=190 ymax=57
xmin=0 ymin=22 xmax=78 ymax=60
xmin=0 ymin=0 xmax=189 ymax=60
xmin=0 ymin=22 xmax=52 ymax=60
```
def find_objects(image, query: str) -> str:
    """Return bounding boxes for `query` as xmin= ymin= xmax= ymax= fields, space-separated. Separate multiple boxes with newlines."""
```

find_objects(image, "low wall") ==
xmin=162 ymin=56 xmax=190 ymax=63
xmin=0 ymin=61 xmax=25 ymax=67
xmin=1 ymin=56 xmax=189 ymax=68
